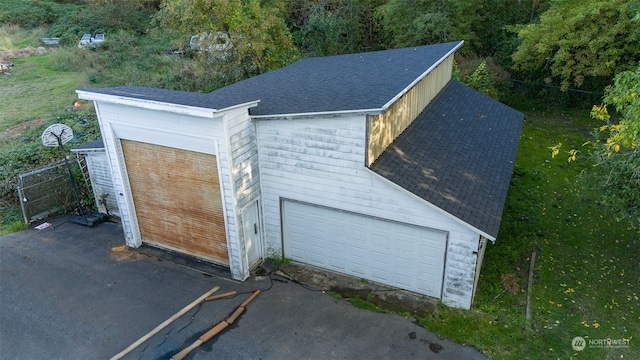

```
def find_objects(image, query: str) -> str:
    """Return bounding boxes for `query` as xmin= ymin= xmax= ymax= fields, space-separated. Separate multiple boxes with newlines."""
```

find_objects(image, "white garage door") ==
xmin=283 ymin=201 xmax=447 ymax=299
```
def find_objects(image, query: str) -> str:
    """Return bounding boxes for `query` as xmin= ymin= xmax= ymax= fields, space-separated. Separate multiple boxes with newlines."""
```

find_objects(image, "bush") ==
xmin=0 ymin=0 xmax=56 ymax=28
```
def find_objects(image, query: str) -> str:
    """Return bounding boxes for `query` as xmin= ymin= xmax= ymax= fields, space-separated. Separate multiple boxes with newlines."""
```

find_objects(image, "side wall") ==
xmin=90 ymin=101 xmax=246 ymax=280
xmin=225 ymin=107 xmax=262 ymax=279
xmin=367 ymin=55 xmax=453 ymax=166
xmin=84 ymin=151 xmax=120 ymax=217
xmin=256 ymin=115 xmax=479 ymax=308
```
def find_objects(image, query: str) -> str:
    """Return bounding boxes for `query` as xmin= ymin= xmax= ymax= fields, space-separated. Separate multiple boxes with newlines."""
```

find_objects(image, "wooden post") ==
xmin=526 ymin=252 xmax=536 ymax=322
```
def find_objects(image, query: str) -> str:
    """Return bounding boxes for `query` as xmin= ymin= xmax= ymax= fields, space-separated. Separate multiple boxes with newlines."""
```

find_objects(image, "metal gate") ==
xmin=17 ymin=161 xmax=78 ymax=223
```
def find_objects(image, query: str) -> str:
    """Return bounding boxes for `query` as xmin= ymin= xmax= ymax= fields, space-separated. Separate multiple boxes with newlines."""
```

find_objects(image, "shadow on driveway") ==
xmin=0 ymin=215 xmax=486 ymax=360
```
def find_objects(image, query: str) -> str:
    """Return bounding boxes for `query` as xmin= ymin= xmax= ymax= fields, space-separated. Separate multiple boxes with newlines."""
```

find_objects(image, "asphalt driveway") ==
xmin=0 ymin=215 xmax=486 ymax=360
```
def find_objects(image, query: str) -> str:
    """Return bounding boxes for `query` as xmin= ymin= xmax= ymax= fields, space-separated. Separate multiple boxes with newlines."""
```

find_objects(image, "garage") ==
xmin=282 ymin=200 xmax=448 ymax=299
xmin=121 ymin=140 xmax=229 ymax=266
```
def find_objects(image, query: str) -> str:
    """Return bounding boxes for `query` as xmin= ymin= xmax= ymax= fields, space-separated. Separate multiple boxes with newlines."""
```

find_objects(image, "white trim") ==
xmin=214 ymin=138 xmax=237 ymax=276
xmin=76 ymin=90 xmax=259 ymax=118
xmin=114 ymin=132 xmax=142 ymax=248
xmin=380 ymin=41 xmax=463 ymax=112
xmin=221 ymin=114 xmax=245 ymax=280
xmin=365 ymin=166 xmax=496 ymax=241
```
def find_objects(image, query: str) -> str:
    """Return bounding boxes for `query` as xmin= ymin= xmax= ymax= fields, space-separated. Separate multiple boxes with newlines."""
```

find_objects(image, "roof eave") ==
xmin=76 ymin=90 xmax=260 ymax=118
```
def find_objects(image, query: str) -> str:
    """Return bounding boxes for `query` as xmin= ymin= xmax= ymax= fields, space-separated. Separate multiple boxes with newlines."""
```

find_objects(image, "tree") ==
xmin=512 ymin=0 xmax=640 ymax=91
xmin=376 ymin=0 xmax=477 ymax=51
xmin=589 ymin=63 xmax=640 ymax=230
xmin=285 ymin=0 xmax=384 ymax=57
xmin=155 ymin=0 xmax=298 ymax=81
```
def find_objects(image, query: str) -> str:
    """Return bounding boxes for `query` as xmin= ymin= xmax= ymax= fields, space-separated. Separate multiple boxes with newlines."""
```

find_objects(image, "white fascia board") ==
xmin=380 ymin=41 xmax=464 ymax=112
xmin=365 ymin=166 xmax=496 ymax=241
xmin=76 ymin=90 xmax=258 ymax=118
xmin=251 ymin=107 xmax=383 ymax=121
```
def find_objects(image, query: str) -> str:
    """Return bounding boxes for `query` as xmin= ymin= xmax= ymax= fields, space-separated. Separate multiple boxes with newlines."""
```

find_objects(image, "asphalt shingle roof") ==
xmin=77 ymin=86 xmax=218 ymax=109
xmin=369 ymin=80 xmax=524 ymax=239
xmin=79 ymin=41 xmax=462 ymax=115
xmin=206 ymin=41 xmax=462 ymax=116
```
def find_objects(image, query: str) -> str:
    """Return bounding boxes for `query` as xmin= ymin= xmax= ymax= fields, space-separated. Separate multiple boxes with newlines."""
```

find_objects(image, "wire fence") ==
xmin=17 ymin=160 xmax=79 ymax=224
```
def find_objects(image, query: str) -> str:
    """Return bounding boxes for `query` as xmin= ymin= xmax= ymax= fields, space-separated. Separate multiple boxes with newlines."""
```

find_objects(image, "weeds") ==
xmin=264 ymin=247 xmax=291 ymax=268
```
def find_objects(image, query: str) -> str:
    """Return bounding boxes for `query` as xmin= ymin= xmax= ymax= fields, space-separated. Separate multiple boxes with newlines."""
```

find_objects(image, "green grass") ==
xmin=418 ymin=101 xmax=639 ymax=359
xmin=0 ymin=52 xmax=88 ymax=131
xmin=349 ymin=297 xmax=386 ymax=313
xmin=0 ymin=25 xmax=47 ymax=50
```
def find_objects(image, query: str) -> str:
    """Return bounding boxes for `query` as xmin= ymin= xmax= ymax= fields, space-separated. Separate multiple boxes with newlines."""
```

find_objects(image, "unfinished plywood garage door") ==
xmin=122 ymin=140 xmax=228 ymax=265
xmin=283 ymin=201 xmax=447 ymax=299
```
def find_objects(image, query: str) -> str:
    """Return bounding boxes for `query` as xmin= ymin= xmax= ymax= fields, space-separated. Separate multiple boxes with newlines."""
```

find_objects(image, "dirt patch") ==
xmin=110 ymin=245 xmax=148 ymax=262
xmin=0 ymin=46 xmax=52 ymax=64
xmin=0 ymin=118 xmax=48 ymax=141
xmin=277 ymin=263 xmax=438 ymax=317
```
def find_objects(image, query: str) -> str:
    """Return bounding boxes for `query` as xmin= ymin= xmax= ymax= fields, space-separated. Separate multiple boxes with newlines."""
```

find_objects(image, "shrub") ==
xmin=0 ymin=0 xmax=56 ymax=28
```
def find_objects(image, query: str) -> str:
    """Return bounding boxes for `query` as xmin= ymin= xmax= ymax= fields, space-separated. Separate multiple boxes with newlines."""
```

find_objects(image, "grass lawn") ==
xmin=0 ymin=53 xmax=87 ymax=131
xmin=419 ymin=99 xmax=639 ymax=359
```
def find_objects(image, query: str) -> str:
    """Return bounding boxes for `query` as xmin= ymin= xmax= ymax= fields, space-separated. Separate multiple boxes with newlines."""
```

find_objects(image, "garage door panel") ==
xmin=283 ymin=201 xmax=446 ymax=299
xmin=122 ymin=140 xmax=228 ymax=265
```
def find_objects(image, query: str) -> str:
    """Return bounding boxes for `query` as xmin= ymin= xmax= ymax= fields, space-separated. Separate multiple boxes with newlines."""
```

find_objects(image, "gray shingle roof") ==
xmin=369 ymin=80 xmax=524 ymax=239
xmin=79 ymin=41 xmax=462 ymax=115
xmin=77 ymin=86 xmax=218 ymax=109
xmin=71 ymin=138 xmax=104 ymax=152
xmin=207 ymin=41 xmax=462 ymax=116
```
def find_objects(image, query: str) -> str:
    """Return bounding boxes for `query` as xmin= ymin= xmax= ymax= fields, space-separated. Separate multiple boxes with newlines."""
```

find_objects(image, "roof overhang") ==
xmin=76 ymin=89 xmax=260 ymax=118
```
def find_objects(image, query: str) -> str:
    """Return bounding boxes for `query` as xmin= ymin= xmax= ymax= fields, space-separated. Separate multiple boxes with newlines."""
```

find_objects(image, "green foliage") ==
xmin=0 ymin=205 xmax=28 ymax=235
xmin=376 ymin=0 xmax=468 ymax=49
xmin=46 ymin=2 xmax=153 ymax=42
xmin=512 ymin=0 xmax=640 ymax=91
xmin=155 ymin=0 xmax=298 ymax=81
xmin=463 ymin=61 xmax=495 ymax=98
xmin=455 ymin=55 xmax=510 ymax=99
xmin=468 ymin=0 xmax=550 ymax=61
xmin=265 ymin=247 xmax=291 ymax=267
xmin=593 ymin=63 xmax=640 ymax=152
xmin=348 ymin=296 xmax=384 ymax=313
xmin=295 ymin=11 xmax=349 ymax=56
xmin=0 ymin=0 xmax=57 ymax=28
xmin=587 ymin=63 xmax=640 ymax=230
xmin=287 ymin=0 xmax=383 ymax=56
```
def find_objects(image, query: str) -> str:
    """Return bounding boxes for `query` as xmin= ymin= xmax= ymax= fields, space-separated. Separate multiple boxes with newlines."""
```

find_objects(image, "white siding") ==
xmin=85 ymin=152 xmax=120 ymax=217
xmin=90 ymin=101 xmax=247 ymax=280
xmin=225 ymin=107 xmax=262 ymax=279
xmin=256 ymin=115 xmax=480 ymax=309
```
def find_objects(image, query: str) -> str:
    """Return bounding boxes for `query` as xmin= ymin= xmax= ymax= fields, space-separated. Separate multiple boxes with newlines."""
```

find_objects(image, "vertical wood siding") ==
xmin=256 ymin=115 xmax=479 ymax=308
xmin=367 ymin=55 xmax=454 ymax=166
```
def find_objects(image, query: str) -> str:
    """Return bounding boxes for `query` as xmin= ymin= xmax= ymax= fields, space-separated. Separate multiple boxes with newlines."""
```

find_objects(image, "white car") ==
xmin=78 ymin=33 xmax=105 ymax=48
